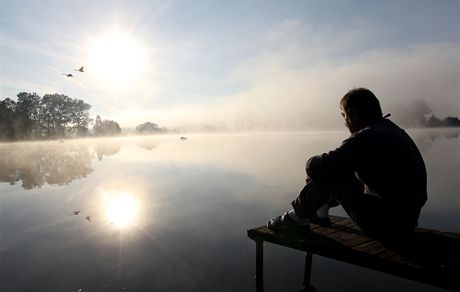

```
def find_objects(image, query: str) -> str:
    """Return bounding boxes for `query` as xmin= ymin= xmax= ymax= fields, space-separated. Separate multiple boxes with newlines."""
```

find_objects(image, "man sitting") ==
xmin=268 ymin=88 xmax=427 ymax=237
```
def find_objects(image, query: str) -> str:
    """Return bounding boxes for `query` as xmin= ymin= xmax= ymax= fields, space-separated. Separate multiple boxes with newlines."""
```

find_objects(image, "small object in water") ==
xmin=74 ymin=66 xmax=85 ymax=72
xmin=73 ymin=211 xmax=80 ymax=215
xmin=76 ymin=289 xmax=83 ymax=292
xmin=180 ymin=136 xmax=187 ymax=140
xmin=85 ymin=216 xmax=91 ymax=222
xmin=63 ymin=73 xmax=74 ymax=77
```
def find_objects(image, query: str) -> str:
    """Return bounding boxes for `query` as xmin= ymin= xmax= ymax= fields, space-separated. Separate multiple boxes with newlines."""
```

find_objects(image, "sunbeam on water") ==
xmin=103 ymin=192 xmax=139 ymax=228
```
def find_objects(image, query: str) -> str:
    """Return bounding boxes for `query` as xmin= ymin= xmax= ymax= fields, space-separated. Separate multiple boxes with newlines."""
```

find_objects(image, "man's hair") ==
xmin=340 ymin=88 xmax=383 ymax=124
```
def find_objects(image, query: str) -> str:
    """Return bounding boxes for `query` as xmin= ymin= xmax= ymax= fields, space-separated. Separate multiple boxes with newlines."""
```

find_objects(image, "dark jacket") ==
xmin=306 ymin=119 xmax=427 ymax=210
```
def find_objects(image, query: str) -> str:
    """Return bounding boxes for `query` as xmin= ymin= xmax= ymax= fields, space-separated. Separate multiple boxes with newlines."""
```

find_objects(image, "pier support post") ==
xmin=256 ymin=239 xmax=264 ymax=292
xmin=303 ymin=251 xmax=313 ymax=287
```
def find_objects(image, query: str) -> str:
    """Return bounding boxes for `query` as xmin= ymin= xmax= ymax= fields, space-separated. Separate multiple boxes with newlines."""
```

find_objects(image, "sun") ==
xmin=88 ymin=31 xmax=149 ymax=88
xmin=105 ymin=192 xmax=139 ymax=228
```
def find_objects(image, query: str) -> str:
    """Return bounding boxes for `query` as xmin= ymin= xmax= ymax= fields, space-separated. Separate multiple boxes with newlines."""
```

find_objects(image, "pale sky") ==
xmin=1 ymin=0 xmax=459 ymax=131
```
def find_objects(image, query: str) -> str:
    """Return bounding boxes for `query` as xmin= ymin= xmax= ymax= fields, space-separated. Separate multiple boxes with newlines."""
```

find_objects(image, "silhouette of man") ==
xmin=268 ymin=88 xmax=427 ymax=237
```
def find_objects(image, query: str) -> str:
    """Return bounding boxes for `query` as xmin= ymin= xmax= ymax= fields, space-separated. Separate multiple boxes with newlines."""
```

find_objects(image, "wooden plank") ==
xmin=309 ymin=223 xmax=322 ymax=231
xmin=352 ymin=239 xmax=388 ymax=255
xmin=247 ymin=215 xmax=460 ymax=291
xmin=312 ymin=226 xmax=339 ymax=236
xmin=327 ymin=230 xmax=373 ymax=248
xmin=330 ymin=216 xmax=348 ymax=224
xmin=312 ymin=217 xmax=372 ymax=248
xmin=329 ymin=217 xmax=367 ymax=236
xmin=318 ymin=230 xmax=357 ymax=245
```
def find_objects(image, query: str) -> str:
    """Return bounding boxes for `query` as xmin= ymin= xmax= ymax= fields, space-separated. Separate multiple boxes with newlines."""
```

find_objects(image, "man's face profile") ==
xmin=341 ymin=106 xmax=352 ymax=133
xmin=340 ymin=105 xmax=359 ymax=134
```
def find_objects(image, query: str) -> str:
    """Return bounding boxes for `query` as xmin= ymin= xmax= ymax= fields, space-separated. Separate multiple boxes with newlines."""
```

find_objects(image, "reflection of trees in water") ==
xmin=0 ymin=144 xmax=93 ymax=189
xmin=136 ymin=140 xmax=158 ymax=151
xmin=95 ymin=142 xmax=121 ymax=161
xmin=412 ymin=128 xmax=459 ymax=155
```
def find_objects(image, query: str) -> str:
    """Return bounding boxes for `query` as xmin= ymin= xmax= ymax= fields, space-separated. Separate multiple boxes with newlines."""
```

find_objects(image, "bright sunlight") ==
xmin=105 ymin=191 xmax=139 ymax=228
xmin=88 ymin=31 xmax=149 ymax=88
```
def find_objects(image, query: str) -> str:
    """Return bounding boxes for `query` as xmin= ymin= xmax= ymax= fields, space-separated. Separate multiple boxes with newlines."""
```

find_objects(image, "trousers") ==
xmin=291 ymin=176 xmax=420 ymax=237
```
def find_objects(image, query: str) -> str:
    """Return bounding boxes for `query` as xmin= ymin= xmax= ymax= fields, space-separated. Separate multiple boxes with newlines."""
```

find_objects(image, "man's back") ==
xmin=348 ymin=119 xmax=427 ymax=209
xmin=306 ymin=118 xmax=427 ymax=229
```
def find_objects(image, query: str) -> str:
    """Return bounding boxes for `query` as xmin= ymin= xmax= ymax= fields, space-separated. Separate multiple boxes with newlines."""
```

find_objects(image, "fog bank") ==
xmin=111 ymin=19 xmax=460 ymax=132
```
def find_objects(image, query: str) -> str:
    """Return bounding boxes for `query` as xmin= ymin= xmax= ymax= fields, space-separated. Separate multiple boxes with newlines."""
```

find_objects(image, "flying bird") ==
xmin=63 ymin=74 xmax=74 ymax=77
xmin=74 ymin=66 xmax=85 ymax=72
xmin=85 ymin=216 xmax=91 ymax=222
xmin=69 ymin=210 xmax=81 ymax=215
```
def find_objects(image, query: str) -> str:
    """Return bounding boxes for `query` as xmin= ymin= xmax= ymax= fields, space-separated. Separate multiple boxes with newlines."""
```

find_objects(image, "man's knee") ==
xmin=291 ymin=179 xmax=334 ymax=218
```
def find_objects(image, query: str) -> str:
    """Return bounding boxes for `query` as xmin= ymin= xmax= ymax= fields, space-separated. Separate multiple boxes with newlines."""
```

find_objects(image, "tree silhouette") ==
xmin=0 ymin=98 xmax=19 ymax=140
xmin=0 ymin=92 xmax=91 ymax=140
xmin=93 ymin=115 xmax=121 ymax=136
xmin=16 ymin=92 xmax=41 ymax=136
xmin=135 ymin=121 xmax=168 ymax=134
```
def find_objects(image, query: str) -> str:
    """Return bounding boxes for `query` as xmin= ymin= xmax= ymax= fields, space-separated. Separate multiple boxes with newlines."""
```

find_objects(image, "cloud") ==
xmin=117 ymin=18 xmax=459 ymax=131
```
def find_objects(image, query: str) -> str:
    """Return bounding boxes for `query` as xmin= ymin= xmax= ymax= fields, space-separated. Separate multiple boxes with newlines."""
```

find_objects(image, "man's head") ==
xmin=340 ymin=88 xmax=383 ymax=134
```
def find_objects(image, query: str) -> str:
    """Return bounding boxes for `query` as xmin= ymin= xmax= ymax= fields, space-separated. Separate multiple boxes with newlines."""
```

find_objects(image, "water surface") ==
xmin=1 ymin=130 xmax=459 ymax=291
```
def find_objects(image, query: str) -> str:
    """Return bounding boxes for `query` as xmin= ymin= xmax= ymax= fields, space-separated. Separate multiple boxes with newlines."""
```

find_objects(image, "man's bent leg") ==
xmin=291 ymin=179 xmax=335 ymax=219
xmin=331 ymin=177 xmax=414 ymax=236
xmin=330 ymin=175 xmax=366 ymax=221
xmin=291 ymin=175 xmax=415 ymax=236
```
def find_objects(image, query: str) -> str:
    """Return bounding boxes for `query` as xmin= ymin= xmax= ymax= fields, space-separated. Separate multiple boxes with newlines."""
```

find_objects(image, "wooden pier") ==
xmin=247 ymin=216 xmax=460 ymax=291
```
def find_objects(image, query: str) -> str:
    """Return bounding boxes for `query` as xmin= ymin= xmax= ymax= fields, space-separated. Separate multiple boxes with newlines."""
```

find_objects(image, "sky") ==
xmin=1 ymin=0 xmax=459 ymax=131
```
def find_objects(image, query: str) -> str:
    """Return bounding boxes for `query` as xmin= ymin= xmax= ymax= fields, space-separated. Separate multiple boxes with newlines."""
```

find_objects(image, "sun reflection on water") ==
xmin=104 ymin=192 xmax=139 ymax=228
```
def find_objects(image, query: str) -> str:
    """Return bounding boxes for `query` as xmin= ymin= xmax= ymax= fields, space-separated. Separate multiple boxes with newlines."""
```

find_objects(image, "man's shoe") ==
xmin=267 ymin=211 xmax=310 ymax=234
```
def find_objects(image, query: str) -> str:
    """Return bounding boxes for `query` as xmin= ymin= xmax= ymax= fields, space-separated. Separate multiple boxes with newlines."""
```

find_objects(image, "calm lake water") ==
xmin=0 ymin=129 xmax=459 ymax=292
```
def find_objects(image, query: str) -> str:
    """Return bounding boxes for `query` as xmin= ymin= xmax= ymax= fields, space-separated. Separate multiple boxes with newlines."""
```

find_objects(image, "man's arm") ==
xmin=306 ymin=134 xmax=362 ymax=180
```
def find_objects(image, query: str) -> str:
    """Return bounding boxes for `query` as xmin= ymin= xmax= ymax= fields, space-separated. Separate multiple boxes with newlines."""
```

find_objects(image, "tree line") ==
xmin=0 ymin=92 xmax=124 ymax=141
xmin=135 ymin=121 xmax=169 ymax=134
xmin=409 ymin=100 xmax=460 ymax=128
xmin=1 ymin=92 xmax=172 ymax=141
xmin=0 ymin=92 xmax=92 ymax=140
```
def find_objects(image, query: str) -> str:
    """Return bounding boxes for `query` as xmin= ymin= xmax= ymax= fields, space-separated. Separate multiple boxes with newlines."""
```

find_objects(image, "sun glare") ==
xmin=105 ymin=192 xmax=139 ymax=228
xmin=88 ymin=31 xmax=149 ymax=88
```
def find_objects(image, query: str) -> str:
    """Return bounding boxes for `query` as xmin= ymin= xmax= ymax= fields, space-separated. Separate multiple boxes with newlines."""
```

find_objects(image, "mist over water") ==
xmin=125 ymin=41 xmax=459 ymax=132
xmin=0 ymin=129 xmax=459 ymax=291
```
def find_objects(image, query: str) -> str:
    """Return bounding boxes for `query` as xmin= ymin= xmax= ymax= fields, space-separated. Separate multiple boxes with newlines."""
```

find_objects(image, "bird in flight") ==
xmin=74 ymin=66 xmax=85 ymax=72
xmin=63 ymin=74 xmax=74 ymax=77
xmin=86 ymin=216 xmax=91 ymax=222
xmin=69 ymin=210 xmax=81 ymax=215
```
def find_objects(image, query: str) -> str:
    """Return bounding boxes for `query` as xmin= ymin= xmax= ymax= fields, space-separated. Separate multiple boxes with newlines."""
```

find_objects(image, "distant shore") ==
xmin=1 ymin=126 xmax=459 ymax=144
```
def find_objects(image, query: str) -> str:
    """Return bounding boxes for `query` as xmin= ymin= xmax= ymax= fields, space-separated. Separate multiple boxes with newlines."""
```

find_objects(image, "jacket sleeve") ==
xmin=306 ymin=133 xmax=362 ymax=180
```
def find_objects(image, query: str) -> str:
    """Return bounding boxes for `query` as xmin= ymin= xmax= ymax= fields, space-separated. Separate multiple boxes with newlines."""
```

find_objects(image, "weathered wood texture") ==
xmin=247 ymin=215 xmax=460 ymax=291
